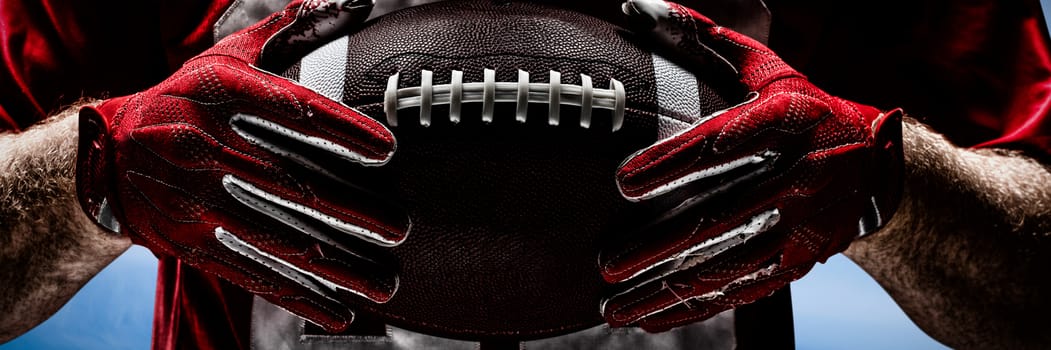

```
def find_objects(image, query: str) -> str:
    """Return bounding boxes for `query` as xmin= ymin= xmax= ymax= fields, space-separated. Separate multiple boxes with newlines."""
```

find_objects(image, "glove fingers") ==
xmin=606 ymin=134 xmax=871 ymax=282
xmin=221 ymin=173 xmax=407 ymax=249
xmin=126 ymin=120 xmax=408 ymax=248
xmin=211 ymin=227 xmax=359 ymax=333
xmin=602 ymin=230 xmax=784 ymax=328
xmin=616 ymin=91 xmax=831 ymax=202
xmin=156 ymin=72 xmax=410 ymax=247
xmin=599 ymin=200 xmax=781 ymax=284
xmin=176 ymin=63 xmax=396 ymax=168
xmin=607 ymin=132 xmax=877 ymax=281
xmin=257 ymin=292 xmax=355 ymax=333
xmin=220 ymin=92 xmax=409 ymax=248
xmin=622 ymin=0 xmax=803 ymax=91
xmin=603 ymin=182 xmax=861 ymax=331
xmin=114 ymin=203 xmax=356 ymax=333
xmin=611 ymin=177 xmax=876 ymax=331
xmin=214 ymin=217 xmax=398 ymax=304
xmin=227 ymin=91 xmax=397 ymax=168
xmin=124 ymin=170 xmax=406 ymax=304
xmin=635 ymin=262 xmax=811 ymax=333
xmin=118 ymin=164 xmax=385 ymax=330
xmin=206 ymin=0 xmax=374 ymax=71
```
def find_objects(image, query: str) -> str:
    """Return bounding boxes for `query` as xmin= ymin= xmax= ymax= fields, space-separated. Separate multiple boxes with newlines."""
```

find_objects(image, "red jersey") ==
xmin=1 ymin=0 xmax=1049 ymax=349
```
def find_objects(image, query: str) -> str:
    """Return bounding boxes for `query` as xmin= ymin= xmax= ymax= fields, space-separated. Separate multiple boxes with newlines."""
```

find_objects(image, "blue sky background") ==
xmin=8 ymin=1 xmax=1051 ymax=348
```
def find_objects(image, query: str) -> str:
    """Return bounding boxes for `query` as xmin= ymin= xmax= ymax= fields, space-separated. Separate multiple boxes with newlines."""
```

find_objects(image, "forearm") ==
xmin=0 ymin=102 xmax=131 ymax=343
xmin=844 ymin=117 xmax=1051 ymax=349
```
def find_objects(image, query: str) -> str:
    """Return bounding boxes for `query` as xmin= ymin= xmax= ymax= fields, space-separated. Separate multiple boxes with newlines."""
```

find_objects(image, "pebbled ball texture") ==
xmin=283 ymin=0 xmax=738 ymax=340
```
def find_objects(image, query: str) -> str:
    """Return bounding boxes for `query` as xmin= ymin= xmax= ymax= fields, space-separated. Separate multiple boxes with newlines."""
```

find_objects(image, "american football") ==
xmin=283 ymin=0 xmax=740 ymax=340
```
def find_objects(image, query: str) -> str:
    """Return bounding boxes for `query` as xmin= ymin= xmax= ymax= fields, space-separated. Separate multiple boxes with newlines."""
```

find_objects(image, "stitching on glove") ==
xmin=604 ymin=205 xmax=779 ymax=282
xmin=130 ymin=121 xmax=276 ymax=171
xmin=619 ymin=131 xmax=712 ymax=193
xmin=310 ymin=255 xmax=397 ymax=296
xmin=125 ymin=218 xmax=277 ymax=293
xmin=216 ymin=226 xmax=348 ymax=298
xmin=277 ymin=294 xmax=350 ymax=326
xmin=224 ymin=174 xmax=400 ymax=246
xmin=309 ymin=95 xmax=394 ymax=159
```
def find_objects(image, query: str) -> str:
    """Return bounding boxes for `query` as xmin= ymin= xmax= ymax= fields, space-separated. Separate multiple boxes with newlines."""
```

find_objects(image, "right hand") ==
xmin=598 ymin=0 xmax=903 ymax=332
xmin=75 ymin=0 xmax=409 ymax=333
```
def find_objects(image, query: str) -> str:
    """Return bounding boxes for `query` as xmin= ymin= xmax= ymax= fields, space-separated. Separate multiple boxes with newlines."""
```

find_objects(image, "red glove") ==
xmin=599 ymin=0 xmax=904 ymax=332
xmin=75 ymin=0 xmax=408 ymax=332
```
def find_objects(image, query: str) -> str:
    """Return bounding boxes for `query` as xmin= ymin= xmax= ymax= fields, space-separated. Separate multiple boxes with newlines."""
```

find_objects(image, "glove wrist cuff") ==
xmin=860 ymin=107 xmax=905 ymax=238
xmin=75 ymin=96 xmax=129 ymax=234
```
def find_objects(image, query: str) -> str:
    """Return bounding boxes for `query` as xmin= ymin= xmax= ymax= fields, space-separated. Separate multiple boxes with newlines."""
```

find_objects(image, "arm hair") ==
xmin=845 ymin=117 xmax=1051 ymax=350
xmin=0 ymin=101 xmax=131 ymax=343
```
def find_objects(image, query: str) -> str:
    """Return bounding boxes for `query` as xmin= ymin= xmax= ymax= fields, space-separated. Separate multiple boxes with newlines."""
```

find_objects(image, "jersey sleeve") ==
xmin=0 ymin=0 xmax=233 ymax=132
xmin=766 ymin=0 xmax=1051 ymax=158
xmin=970 ymin=14 xmax=1051 ymax=156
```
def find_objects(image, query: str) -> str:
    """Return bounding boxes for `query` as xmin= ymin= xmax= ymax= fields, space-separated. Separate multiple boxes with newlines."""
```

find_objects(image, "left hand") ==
xmin=75 ymin=0 xmax=406 ymax=332
xmin=599 ymin=0 xmax=904 ymax=332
